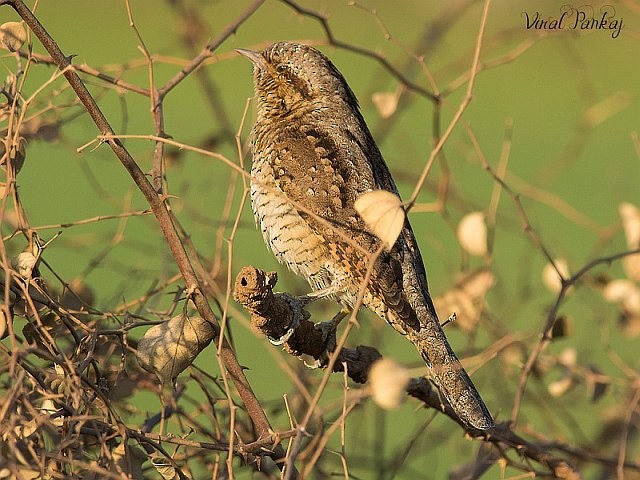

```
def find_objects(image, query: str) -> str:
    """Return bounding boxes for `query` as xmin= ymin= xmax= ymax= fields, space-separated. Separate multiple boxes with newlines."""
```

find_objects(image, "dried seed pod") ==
xmin=369 ymin=358 xmax=410 ymax=410
xmin=136 ymin=313 xmax=216 ymax=385
xmin=0 ymin=22 xmax=26 ymax=51
xmin=542 ymin=259 xmax=570 ymax=294
xmin=355 ymin=190 xmax=405 ymax=250
xmin=457 ymin=212 xmax=488 ymax=257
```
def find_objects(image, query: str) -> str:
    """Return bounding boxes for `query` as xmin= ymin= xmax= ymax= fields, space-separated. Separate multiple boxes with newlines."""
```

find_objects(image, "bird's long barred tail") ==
xmin=417 ymin=335 xmax=494 ymax=430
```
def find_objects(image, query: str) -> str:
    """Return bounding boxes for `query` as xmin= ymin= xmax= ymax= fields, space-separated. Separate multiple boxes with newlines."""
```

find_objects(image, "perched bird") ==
xmin=238 ymin=42 xmax=493 ymax=430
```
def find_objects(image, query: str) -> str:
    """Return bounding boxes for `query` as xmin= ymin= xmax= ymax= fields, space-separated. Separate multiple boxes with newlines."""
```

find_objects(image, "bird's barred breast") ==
xmin=250 ymin=158 xmax=332 ymax=291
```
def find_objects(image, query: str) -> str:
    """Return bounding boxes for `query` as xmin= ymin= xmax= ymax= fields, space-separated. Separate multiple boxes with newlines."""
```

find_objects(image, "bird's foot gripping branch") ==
xmin=233 ymin=265 xmax=380 ymax=384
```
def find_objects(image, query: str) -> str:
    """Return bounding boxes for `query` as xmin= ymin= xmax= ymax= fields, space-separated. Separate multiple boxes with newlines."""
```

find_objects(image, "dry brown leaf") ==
xmin=40 ymin=399 xmax=63 ymax=427
xmin=12 ymin=251 xmax=38 ymax=278
xmin=602 ymin=278 xmax=640 ymax=314
xmin=369 ymin=358 xmax=409 ymax=410
xmin=457 ymin=212 xmax=488 ymax=257
xmin=371 ymin=91 xmax=399 ymax=119
xmin=152 ymin=456 xmax=178 ymax=480
xmin=542 ymin=259 xmax=570 ymax=294
xmin=548 ymin=373 xmax=575 ymax=397
xmin=548 ymin=348 xmax=577 ymax=397
xmin=354 ymin=190 xmax=404 ymax=250
xmin=622 ymin=288 xmax=640 ymax=316
xmin=501 ymin=344 xmax=524 ymax=370
xmin=620 ymin=313 xmax=640 ymax=337
xmin=112 ymin=442 xmax=146 ymax=478
xmin=459 ymin=269 xmax=494 ymax=297
xmin=50 ymin=364 xmax=68 ymax=396
xmin=587 ymin=365 xmax=608 ymax=403
xmin=623 ymin=255 xmax=640 ymax=282
xmin=603 ymin=278 xmax=636 ymax=303
xmin=0 ymin=467 xmax=39 ymax=480
xmin=0 ymin=309 xmax=7 ymax=340
xmin=436 ymin=290 xmax=473 ymax=332
xmin=0 ymin=137 xmax=26 ymax=174
xmin=558 ymin=347 xmax=577 ymax=367
xmin=551 ymin=315 xmax=573 ymax=339
xmin=136 ymin=314 xmax=216 ymax=385
xmin=0 ymin=22 xmax=26 ymax=51
xmin=620 ymin=202 xmax=640 ymax=248
xmin=603 ymin=279 xmax=640 ymax=336
xmin=434 ymin=269 xmax=494 ymax=332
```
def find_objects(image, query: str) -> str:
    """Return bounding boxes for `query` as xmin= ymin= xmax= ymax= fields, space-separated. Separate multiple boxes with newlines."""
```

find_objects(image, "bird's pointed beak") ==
xmin=236 ymin=48 xmax=268 ymax=70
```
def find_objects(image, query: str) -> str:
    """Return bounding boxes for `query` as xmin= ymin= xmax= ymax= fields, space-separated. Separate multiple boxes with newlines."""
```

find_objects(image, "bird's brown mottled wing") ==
xmin=271 ymin=121 xmax=421 ymax=331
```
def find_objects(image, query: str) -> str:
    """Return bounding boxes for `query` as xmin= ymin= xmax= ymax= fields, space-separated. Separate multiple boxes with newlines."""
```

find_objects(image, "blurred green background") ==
xmin=2 ymin=0 xmax=639 ymax=478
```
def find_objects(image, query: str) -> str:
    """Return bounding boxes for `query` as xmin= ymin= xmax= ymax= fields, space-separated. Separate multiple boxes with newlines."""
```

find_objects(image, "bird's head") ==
xmin=237 ymin=42 xmax=359 ymax=119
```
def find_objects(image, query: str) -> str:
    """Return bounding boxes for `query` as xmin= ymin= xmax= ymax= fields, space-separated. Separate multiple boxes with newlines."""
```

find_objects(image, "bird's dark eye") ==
xmin=276 ymin=64 xmax=287 ymax=73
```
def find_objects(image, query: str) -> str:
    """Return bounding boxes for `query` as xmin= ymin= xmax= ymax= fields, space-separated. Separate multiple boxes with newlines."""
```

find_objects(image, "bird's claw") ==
xmin=267 ymin=293 xmax=305 ymax=345
xmin=306 ymin=308 xmax=349 ymax=367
